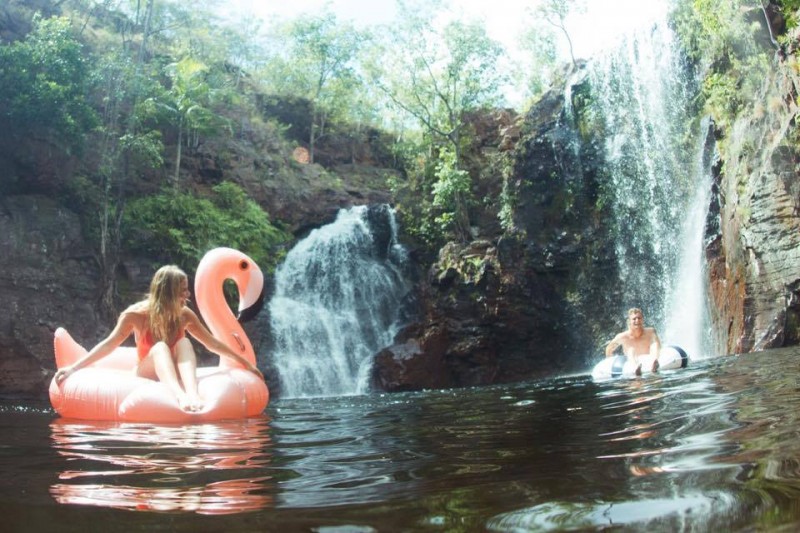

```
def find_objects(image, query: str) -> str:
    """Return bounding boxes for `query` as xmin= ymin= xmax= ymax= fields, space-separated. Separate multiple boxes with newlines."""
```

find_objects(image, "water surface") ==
xmin=3 ymin=349 xmax=800 ymax=531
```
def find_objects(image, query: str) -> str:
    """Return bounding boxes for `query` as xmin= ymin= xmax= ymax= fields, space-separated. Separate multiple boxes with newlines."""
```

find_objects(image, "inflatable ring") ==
xmin=591 ymin=345 xmax=689 ymax=380
xmin=48 ymin=248 xmax=269 ymax=423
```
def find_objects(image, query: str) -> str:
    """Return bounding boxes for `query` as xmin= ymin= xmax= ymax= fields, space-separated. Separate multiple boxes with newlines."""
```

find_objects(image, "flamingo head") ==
xmin=195 ymin=247 xmax=265 ymax=323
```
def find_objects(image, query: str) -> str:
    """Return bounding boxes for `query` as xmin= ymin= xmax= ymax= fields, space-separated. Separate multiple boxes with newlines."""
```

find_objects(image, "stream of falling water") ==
xmin=589 ymin=14 xmax=713 ymax=357
xmin=268 ymin=205 xmax=411 ymax=397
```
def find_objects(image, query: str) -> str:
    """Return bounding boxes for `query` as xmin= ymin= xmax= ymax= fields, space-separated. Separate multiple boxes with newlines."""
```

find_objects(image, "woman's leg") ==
xmin=136 ymin=341 xmax=193 ymax=411
xmin=174 ymin=337 xmax=204 ymax=410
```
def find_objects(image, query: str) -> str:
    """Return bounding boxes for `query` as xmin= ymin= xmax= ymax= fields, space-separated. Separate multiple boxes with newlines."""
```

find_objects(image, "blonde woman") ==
xmin=53 ymin=265 xmax=263 ymax=412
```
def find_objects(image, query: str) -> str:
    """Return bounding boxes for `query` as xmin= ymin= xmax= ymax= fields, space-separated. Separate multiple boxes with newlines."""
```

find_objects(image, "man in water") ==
xmin=605 ymin=308 xmax=661 ymax=373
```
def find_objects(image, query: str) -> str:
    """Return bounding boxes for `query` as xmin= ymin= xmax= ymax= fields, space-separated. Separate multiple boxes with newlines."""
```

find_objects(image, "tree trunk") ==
xmin=174 ymin=118 xmax=183 ymax=183
xmin=309 ymin=106 xmax=317 ymax=164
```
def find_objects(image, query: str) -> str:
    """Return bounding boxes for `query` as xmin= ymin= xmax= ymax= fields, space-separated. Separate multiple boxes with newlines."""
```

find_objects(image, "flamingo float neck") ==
xmin=194 ymin=248 xmax=263 ymax=369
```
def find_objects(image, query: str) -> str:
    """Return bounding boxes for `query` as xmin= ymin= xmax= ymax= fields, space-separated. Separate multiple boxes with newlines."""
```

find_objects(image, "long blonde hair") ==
xmin=146 ymin=265 xmax=187 ymax=342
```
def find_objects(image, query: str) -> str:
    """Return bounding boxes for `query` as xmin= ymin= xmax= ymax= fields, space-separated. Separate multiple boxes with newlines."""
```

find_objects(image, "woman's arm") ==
xmin=184 ymin=309 xmax=263 ymax=379
xmin=54 ymin=312 xmax=136 ymax=383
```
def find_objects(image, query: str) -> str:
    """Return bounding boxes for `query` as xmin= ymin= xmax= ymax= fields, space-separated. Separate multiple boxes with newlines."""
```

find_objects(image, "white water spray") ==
xmin=589 ymin=13 xmax=712 ymax=356
xmin=269 ymin=206 xmax=411 ymax=398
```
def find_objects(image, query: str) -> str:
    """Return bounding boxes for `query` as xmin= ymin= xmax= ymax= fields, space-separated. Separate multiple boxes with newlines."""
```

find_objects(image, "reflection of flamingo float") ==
xmin=49 ymin=417 xmax=274 ymax=514
xmin=49 ymin=248 xmax=270 ymax=423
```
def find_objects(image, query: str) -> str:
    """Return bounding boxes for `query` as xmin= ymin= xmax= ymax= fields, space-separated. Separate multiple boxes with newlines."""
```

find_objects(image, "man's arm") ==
xmin=648 ymin=329 xmax=662 ymax=358
xmin=605 ymin=334 xmax=623 ymax=357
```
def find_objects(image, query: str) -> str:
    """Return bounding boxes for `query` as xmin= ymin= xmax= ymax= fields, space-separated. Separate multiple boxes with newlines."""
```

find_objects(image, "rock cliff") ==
xmin=705 ymin=23 xmax=800 ymax=354
xmin=2 ymin=4 xmax=799 ymax=400
xmin=373 ymin=66 xmax=622 ymax=390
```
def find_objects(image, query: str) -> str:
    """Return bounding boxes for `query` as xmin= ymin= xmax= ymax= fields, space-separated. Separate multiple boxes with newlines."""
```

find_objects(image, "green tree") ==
xmin=672 ymin=0 xmax=774 ymax=131
xmin=432 ymin=147 xmax=472 ymax=237
xmin=144 ymin=57 xmax=225 ymax=182
xmin=369 ymin=5 xmax=505 ymax=241
xmin=62 ymin=0 xmax=164 ymax=318
xmin=261 ymin=11 xmax=366 ymax=163
xmin=0 ymin=15 xmax=97 ymax=144
xmin=123 ymin=181 xmax=290 ymax=272
xmin=534 ymin=0 xmax=585 ymax=68
xmin=516 ymin=14 xmax=559 ymax=100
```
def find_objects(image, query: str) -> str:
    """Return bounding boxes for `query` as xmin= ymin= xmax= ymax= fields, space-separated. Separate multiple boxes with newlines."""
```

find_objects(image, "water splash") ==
xmin=589 ymin=14 xmax=712 ymax=355
xmin=663 ymin=118 xmax=716 ymax=358
xmin=269 ymin=205 xmax=411 ymax=398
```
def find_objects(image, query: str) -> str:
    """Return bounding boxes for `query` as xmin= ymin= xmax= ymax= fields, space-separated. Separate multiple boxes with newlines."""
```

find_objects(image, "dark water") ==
xmin=3 ymin=349 xmax=800 ymax=532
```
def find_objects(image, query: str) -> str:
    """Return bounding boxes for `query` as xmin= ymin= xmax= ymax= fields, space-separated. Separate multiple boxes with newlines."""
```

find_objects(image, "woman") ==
xmin=53 ymin=265 xmax=263 ymax=412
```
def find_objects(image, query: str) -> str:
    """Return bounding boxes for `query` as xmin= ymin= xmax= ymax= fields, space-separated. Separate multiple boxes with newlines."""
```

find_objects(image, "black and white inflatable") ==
xmin=591 ymin=345 xmax=689 ymax=380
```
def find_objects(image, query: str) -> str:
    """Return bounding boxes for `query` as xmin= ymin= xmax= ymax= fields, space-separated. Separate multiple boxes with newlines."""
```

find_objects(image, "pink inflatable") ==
xmin=49 ymin=248 xmax=270 ymax=423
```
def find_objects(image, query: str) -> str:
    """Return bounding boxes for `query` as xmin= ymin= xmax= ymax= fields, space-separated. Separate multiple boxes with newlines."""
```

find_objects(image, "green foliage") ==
xmin=119 ymin=130 xmax=165 ymax=170
xmin=778 ymin=0 xmax=800 ymax=30
xmin=498 ymin=156 xmax=518 ymax=231
xmin=701 ymin=72 xmax=742 ymax=128
xmin=141 ymin=56 xmax=229 ymax=180
xmin=534 ymin=0 xmax=586 ymax=67
xmin=0 ymin=15 xmax=98 ymax=143
xmin=432 ymin=147 xmax=472 ymax=235
xmin=368 ymin=8 xmax=505 ymax=152
xmin=123 ymin=182 xmax=291 ymax=273
xmin=672 ymin=0 xmax=775 ymax=131
xmin=260 ymin=10 xmax=367 ymax=161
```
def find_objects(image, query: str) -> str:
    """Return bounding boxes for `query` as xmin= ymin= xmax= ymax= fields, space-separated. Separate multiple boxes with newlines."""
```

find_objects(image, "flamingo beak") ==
xmin=237 ymin=265 xmax=265 ymax=323
xmin=238 ymin=290 xmax=265 ymax=323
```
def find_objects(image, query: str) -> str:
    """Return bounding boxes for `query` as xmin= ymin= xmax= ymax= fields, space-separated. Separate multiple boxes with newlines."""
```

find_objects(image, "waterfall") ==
xmin=589 ymin=13 xmax=712 ymax=356
xmin=269 ymin=205 xmax=412 ymax=398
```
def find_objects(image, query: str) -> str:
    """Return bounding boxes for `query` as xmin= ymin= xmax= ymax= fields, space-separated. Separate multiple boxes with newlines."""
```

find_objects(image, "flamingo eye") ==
xmin=239 ymin=260 xmax=249 ymax=270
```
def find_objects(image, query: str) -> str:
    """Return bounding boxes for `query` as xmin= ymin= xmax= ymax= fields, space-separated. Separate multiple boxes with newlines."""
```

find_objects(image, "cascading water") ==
xmin=589 ymin=9 xmax=713 ymax=357
xmin=269 ymin=205 xmax=412 ymax=398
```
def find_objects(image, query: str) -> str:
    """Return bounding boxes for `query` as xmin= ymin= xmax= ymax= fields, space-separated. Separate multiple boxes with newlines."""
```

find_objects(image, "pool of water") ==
xmin=3 ymin=349 xmax=800 ymax=531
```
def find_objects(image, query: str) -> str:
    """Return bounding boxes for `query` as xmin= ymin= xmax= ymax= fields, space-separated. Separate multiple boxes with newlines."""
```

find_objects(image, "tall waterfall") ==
xmin=589 ymin=14 xmax=713 ymax=357
xmin=269 ymin=205 xmax=412 ymax=398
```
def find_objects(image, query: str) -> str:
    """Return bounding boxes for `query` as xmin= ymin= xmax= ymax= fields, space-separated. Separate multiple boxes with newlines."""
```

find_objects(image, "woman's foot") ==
xmin=177 ymin=392 xmax=203 ymax=412
xmin=186 ymin=393 xmax=205 ymax=412
xmin=177 ymin=392 xmax=193 ymax=411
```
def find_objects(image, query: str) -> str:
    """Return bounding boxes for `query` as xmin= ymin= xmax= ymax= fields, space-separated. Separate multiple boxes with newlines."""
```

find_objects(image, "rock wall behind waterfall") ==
xmin=706 ymin=24 xmax=800 ymax=354
xmin=373 ymin=65 xmax=623 ymax=390
xmin=0 ymin=196 xmax=104 ymax=396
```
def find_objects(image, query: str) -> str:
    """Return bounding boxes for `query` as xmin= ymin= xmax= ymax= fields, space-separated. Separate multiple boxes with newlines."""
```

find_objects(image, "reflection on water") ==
xmin=4 ymin=348 xmax=800 ymax=529
xmin=48 ymin=418 xmax=274 ymax=515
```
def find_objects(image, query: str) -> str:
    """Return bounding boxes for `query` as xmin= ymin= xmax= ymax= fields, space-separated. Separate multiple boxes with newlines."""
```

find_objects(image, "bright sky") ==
xmin=223 ymin=0 xmax=668 ymax=59
xmin=220 ymin=0 xmax=669 ymax=106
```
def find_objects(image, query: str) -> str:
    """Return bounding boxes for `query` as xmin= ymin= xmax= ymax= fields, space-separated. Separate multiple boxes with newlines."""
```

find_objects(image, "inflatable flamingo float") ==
xmin=49 ymin=248 xmax=269 ymax=423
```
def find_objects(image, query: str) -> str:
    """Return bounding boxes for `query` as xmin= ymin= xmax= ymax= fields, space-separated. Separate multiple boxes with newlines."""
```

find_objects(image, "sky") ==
xmin=222 ymin=0 xmax=669 ymax=60
xmin=219 ymin=0 xmax=669 ymax=107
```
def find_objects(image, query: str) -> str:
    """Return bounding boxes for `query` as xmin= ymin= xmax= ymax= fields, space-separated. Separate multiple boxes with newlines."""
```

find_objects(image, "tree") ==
xmin=261 ymin=11 xmax=366 ymax=163
xmin=368 ymin=5 xmax=505 ymax=241
xmin=0 ymin=15 xmax=97 ymax=143
xmin=516 ymin=18 xmax=558 ymax=99
xmin=534 ymin=0 xmax=584 ymax=69
xmin=144 ymin=57 xmax=223 ymax=182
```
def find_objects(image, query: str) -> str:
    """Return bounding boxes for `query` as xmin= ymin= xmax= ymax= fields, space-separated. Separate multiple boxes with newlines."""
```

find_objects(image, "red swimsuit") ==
xmin=136 ymin=328 xmax=186 ymax=361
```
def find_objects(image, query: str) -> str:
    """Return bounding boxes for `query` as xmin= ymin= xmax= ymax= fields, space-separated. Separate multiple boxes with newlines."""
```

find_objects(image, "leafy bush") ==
xmin=0 ymin=15 xmax=97 ymax=143
xmin=123 ymin=182 xmax=291 ymax=273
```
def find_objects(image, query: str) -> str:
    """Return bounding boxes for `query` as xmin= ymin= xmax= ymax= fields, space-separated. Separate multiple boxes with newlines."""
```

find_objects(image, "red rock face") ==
xmin=705 ymin=25 xmax=800 ymax=356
